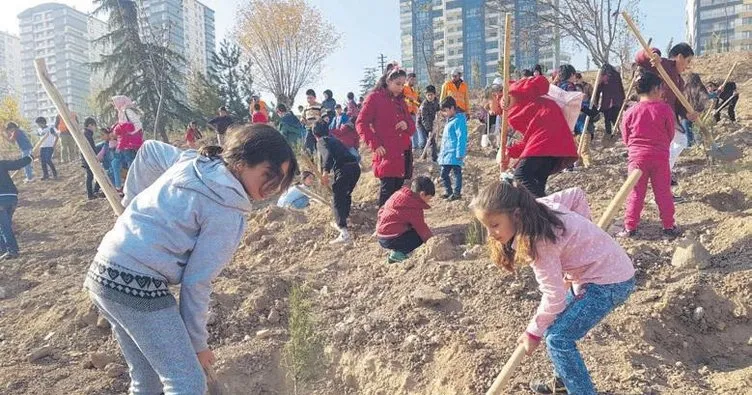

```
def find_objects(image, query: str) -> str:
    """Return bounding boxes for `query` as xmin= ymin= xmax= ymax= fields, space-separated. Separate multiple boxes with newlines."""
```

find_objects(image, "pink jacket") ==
xmin=621 ymin=100 xmax=675 ymax=161
xmin=113 ymin=122 xmax=144 ymax=151
xmin=525 ymin=188 xmax=635 ymax=338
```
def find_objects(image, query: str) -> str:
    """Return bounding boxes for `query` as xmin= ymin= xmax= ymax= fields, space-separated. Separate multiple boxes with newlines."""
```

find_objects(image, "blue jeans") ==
xmin=112 ymin=149 xmax=137 ymax=189
xmin=412 ymin=125 xmax=427 ymax=149
xmin=440 ymin=165 xmax=462 ymax=196
xmin=21 ymin=149 xmax=33 ymax=180
xmin=545 ymin=277 xmax=636 ymax=394
xmin=0 ymin=197 xmax=19 ymax=254
xmin=40 ymin=147 xmax=57 ymax=179
xmin=681 ymin=119 xmax=695 ymax=147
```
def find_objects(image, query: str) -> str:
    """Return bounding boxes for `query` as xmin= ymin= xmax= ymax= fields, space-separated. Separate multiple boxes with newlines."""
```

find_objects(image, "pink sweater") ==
xmin=524 ymin=188 xmax=635 ymax=338
xmin=621 ymin=100 xmax=675 ymax=161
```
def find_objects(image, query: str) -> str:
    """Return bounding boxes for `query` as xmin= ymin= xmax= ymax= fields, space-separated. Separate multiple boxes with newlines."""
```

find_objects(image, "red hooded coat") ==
xmin=506 ymin=76 xmax=578 ymax=170
xmin=356 ymin=88 xmax=416 ymax=178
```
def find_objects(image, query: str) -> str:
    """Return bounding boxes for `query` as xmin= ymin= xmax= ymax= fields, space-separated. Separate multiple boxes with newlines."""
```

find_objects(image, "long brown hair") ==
xmin=470 ymin=180 xmax=565 ymax=272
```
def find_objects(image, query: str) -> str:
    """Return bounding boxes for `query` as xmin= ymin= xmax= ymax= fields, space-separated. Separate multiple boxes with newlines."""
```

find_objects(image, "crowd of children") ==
xmin=2 ymin=35 xmax=745 ymax=394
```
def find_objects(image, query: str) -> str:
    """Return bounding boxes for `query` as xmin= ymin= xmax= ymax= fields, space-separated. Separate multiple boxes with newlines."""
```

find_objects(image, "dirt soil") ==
xmin=1 ymin=53 xmax=751 ymax=394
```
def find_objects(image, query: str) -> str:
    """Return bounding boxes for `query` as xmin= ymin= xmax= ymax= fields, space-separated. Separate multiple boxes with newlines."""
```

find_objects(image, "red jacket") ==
xmin=331 ymin=122 xmax=360 ymax=150
xmin=635 ymin=48 xmax=687 ymax=118
xmin=113 ymin=121 xmax=143 ymax=151
xmin=376 ymin=187 xmax=432 ymax=241
xmin=356 ymin=88 xmax=416 ymax=178
xmin=506 ymin=76 xmax=578 ymax=168
xmin=621 ymin=100 xmax=675 ymax=161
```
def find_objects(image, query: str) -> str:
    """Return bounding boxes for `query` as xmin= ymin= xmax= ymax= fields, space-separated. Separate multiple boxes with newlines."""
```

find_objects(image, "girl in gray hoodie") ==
xmin=84 ymin=124 xmax=297 ymax=394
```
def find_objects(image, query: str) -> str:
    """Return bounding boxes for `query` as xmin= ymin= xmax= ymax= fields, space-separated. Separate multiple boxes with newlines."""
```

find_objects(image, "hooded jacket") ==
xmin=376 ymin=187 xmax=432 ymax=241
xmin=278 ymin=112 xmax=304 ymax=144
xmin=356 ymin=88 xmax=416 ymax=178
xmin=507 ymin=76 xmax=578 ymax=169
xmin=95 ymin=141 xmax=251 ymax=352
xmin=438 ymin=112 xmax=468 ymax=167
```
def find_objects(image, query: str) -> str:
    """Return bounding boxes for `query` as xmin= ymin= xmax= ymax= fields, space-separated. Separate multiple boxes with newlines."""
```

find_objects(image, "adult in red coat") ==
xmin=506 ymin=76 xmax=578 ymax=197
xmin=356 ymin=68 xmax=416 ymax=206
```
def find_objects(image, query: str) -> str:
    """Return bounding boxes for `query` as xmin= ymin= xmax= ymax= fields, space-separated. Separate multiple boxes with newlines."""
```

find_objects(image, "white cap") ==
xmin=492 ymin=77 xmax=503 ymax=86
xmin=452 ymin=68 xmax=463 ymax=76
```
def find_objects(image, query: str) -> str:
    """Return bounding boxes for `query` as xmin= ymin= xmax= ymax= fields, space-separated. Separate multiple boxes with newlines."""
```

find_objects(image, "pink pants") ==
xmin=624 ymin=158 xmax=675 ymax=230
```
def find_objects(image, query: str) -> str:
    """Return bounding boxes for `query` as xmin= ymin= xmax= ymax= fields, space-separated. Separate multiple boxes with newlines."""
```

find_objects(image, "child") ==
xmin=438 ymin=97 xmax=468 ymax=201
xmin=208 ymin=106 xmax=234 ymax=145
xmin=0 ymin=154 xmax=33 ymax=260
xmin=715 ymin=80 xmax=738 ymax=123
xmin=683 ymin=73 xmax=710 ymax=147
xmin=277 ymin=171 xmax=315 ymax=209
xmin=329 ymin=104 xmax=349 ymax=130
xmin=3 ymin=122 xmax=34 ymax=182
xmin=417 ymin=85 xmax=440 ymax=160
xmin=82 ymin=117 xmax=103 ymax=200
xmin=313 ymin=120 xmax=361 ymax=244
xmin=345 ymin=91 xmax=359 ymax=121
xmin=35 ymin=116 xmax=58 ymax=180
xmin=619 ymin=71 xmax=678 ymax=238
xmin=376 ymin=176 xmax=434 ymax=263
xmin=96 ymin=128 xmax=116 ymax=185
xmin=471 ymin=180 xmax=635 ymax=395
xmin=84 ymin=124 xmax=297 ymax=394
xmin=504 ymin=76 xmax=579 ymax=197
xmin=185 ymin=121 xmax=202 ymax=149
xmin=251 ymin=103 xmax=268 ymax=124
xmin=303 ymin=89 xmax=323 ymax=154
xmin=277 ymin=104 xmax=305 ymax=148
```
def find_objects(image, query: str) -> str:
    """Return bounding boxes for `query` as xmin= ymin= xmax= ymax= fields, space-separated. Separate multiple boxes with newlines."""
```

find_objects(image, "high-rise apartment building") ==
xmin=400 ymin=0 xmax=564 ymax=88
xmin=0 ymin=31 xmax=22 ymax=98
xmin=686 ymin=0 xmax=752 ymax=54
xmin=141 ymin=0 xmax=216 ymax=76
xmin=18 ymin=3 xmax=92 ymax=121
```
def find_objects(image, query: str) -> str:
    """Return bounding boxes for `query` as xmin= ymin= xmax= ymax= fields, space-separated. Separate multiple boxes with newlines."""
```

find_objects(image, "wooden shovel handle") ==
xmin=498 ymin=13 xmax=512 ymax=171
xmin=485 ymin=344 xmax=526 ymax=395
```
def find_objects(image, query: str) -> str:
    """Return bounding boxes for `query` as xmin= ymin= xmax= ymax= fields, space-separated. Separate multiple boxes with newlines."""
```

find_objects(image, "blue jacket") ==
xmin=438 ymin=113 xmax=468 ymax=166
xmin=329 ymin=114 xmax=349 ymax=130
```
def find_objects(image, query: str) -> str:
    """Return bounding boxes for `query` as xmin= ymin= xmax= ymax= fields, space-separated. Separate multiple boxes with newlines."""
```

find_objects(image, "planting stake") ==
xmin=577 ymin=68 xmax=603 ymax=168
xmin=614 ymin=38 xmax=652 ymax=134
xmin=498 ymin=13 xmax=512 ymax=171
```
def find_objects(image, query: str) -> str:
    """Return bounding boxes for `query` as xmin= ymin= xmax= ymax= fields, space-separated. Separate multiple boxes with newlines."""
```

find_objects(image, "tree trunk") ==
xmin=153 ymin=91 xmax=169 ymax=143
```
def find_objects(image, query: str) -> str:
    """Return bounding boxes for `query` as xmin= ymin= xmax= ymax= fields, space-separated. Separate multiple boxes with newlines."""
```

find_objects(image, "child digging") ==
xmin=376 ymin=176 xmax=434 ymax=263
xmin=35 ymin=116 xmax=58 ymax=180
xmin=82 ymin=117 xmax=104 ymax=200
xmin=84 ymin=124 xmax=297 ymax=394
xmin=618 ymin=71 xmax=679 ymax=238
xmin=0 ymin=153 xmax=33 ymax=260
xmin=438 ymin=96 xmax=468 ymax=201
xmin=471 ymin=181 xmax=635 ymax=395
xmin=313 ymin=120 xmax=361 ymax=244
xmin=277 ymin=171 xmax=315 ymax=209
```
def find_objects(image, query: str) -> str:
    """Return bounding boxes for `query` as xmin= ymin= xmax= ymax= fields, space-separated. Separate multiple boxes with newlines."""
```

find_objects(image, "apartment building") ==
xmin=686 ymin=0 xmax=752 ymax=54
xmin=0 ymin=31 xmax=22 ymax=98
xmin=400 ymin=0 xmax=565 ymax=88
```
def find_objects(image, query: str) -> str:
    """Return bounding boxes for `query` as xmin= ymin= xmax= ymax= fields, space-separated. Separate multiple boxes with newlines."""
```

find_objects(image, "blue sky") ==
xmin=1 ymin=0 xmax=686 ymax=105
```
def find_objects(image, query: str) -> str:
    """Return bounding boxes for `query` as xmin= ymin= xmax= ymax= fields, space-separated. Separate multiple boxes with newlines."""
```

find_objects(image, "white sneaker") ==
xmin=23 ymin=178 xmax=33 ymax=183
xmin=330 ymin=221 xmax=342 ymax=232
xmin=329 ymin=230 xmax=351 ymax=244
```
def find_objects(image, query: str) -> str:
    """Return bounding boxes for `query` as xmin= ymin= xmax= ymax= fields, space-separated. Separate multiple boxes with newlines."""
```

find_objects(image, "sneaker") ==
xmin=673 ymin=195 xmax=686 ymax=203
xmin=387 ymin=250 xmax=409 ymax=264
xmin=329 ymin=230 xmax=351 ymax=244
xmin=441 ymin=194 xmax=452 ymax=199
xmin=663 ymin=226 xmax=682 ymax=239
xmin=617 ymin=229 xmax=637 ymax=238
xmin=670 ymin=176 xmax=678 ymax=187
xmin=330 ymin=221 xmax=342 ymax=232
xmin=529 ymin=376 xmax=568 ymax=394
xmin=87 ymin=195 xmax=97 ymax=200
xmin=448 ymin=194 xmax=462 ymax=201
xmin=23 ymin=178 xmax=33 ymax=184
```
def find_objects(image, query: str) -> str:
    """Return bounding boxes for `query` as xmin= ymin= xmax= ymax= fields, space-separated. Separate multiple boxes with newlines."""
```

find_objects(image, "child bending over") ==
xmin=618 ymin=71 xmax=679 ymax=238
xmin=277 ymin=171 xmax=315 ymax=209
xmin=0 ymin=154 xmax=33 ymax=260
xmin=471 ymin=180 xmax=635 ymax=395
xmin=377 ymin=176 xmax=434 ymax=263
xmin=438 ymin=96 xmax=468 ymax=201
xmin=84 ymin=124 xmax=297 ymax=394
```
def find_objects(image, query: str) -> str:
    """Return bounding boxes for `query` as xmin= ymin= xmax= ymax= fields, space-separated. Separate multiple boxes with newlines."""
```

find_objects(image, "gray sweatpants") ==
xmin=89 ymin=292 xmax=207 ymax=394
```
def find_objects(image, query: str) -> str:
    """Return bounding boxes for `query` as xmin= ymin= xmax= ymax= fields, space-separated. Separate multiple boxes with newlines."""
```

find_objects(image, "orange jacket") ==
xmin=440 ymin=80 xmax=469 ymax=112
xmin=403 ymin=84 xmax=420 ymax=115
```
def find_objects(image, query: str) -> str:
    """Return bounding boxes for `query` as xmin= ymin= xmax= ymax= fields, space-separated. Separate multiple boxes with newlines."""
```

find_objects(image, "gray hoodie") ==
xmin=95 ymin=141 xmax=252 ymax=352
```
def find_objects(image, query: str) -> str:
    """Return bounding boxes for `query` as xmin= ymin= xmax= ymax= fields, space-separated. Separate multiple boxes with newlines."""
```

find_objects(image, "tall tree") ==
xmin=0 ymin=96 xmax=29 ymax=132
xmin=91 ymin=0 xmax=192 ymax=142
xmin=210 ymin=40 xmax=255 ymax=123
xmin=187 ymin=71 xmax=223 ymax=126
xmin=235 ymin=0 xmax=339 ymax=107
xmin=359 ymin=67 xmax=379 ymax=97
xmin=535 ymin=0 xmax=640 ymax=67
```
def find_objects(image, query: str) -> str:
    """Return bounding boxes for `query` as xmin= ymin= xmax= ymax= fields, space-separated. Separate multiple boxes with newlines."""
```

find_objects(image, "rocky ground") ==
xmin=0 ymin=53 xmax=750 ymax=394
